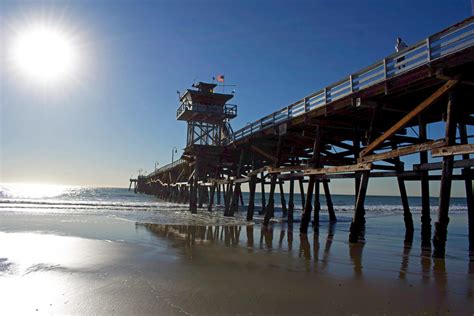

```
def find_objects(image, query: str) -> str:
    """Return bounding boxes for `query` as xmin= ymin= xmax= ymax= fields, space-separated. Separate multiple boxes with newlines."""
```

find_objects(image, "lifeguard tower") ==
xmin=176 ymin=81 xmax=237 ymax=212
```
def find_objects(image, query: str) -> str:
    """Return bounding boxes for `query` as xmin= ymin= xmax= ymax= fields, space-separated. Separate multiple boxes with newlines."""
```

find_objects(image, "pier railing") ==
xmin=176 ymin=103 xmax=238 ymax=120
xmin=225 ymin=17 xmax=474 ymax=144
xmin=147 ymin=159 xmax=187 ymax=178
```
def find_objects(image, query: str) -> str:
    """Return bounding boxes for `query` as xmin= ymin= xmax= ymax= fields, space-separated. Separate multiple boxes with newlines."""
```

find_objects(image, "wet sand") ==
xmin=1 ymin=211 xmax=473 ymax=315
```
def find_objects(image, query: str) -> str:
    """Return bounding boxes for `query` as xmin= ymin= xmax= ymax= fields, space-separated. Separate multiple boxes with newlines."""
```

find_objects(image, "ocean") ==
xmin=0 ymin=183 xmax=469 ymax=224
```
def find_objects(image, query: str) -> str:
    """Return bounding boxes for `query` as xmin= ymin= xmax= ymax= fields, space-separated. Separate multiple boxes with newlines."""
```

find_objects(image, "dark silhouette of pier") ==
xmin=131 ymin=17 xmax=474 ymax=259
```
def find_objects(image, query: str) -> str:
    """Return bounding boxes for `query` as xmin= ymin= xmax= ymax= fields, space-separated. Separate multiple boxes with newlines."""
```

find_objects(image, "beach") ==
xmin=0 ymin=186 xmax=473 ymax=315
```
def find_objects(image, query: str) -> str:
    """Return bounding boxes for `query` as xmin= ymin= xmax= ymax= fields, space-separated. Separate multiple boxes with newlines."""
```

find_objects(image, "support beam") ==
xmin=359 ymin=140 xmax=445 ymax=164
xmin=431 ymin=144 xmax=474 ymax=157
xmin=250 ymin=145 xmax=278 ymax=164
xmin=360 ymin=80 xmax=458 ymax=156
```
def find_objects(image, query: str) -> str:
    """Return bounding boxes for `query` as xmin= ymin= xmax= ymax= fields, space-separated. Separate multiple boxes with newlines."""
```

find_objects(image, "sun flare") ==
xmin=10 ymin=23 xmax=79 ymax=85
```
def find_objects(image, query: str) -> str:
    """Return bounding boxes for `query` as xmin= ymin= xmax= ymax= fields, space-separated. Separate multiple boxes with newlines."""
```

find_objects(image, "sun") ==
xmin=10 ymin=23 xmax=79 ymax=85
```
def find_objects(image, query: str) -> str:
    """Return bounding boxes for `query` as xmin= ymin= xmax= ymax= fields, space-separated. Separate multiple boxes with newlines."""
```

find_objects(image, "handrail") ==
xmin=176 ymin=103 xmax=237 ymax=119
xmin=224 ymin=16 xmax=474 ymax=144
xmin=147 ymin=159 xmax=187 ymax=178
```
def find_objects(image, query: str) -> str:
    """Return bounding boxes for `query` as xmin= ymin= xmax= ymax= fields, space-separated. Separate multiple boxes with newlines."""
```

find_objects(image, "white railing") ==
xmin=176 ymin=103 xmax=237 ymax=119
xmin=147 ymin=159 xmax=186 ymax=178
xmin=225 ymin=17 xmax=474 ymax=144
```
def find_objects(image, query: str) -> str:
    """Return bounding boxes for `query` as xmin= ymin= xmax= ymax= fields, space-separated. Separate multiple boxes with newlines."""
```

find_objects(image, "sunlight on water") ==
xmin=0 ymin=183 xmax=75 ymax=199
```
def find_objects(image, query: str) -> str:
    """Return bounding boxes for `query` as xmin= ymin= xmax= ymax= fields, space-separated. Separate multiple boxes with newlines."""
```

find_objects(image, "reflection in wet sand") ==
xmin=138 ymin=222 xmax=473 ymax=290
xmin=349 ymin=242 xmax=365 ymax=279
xmin=321 ymin=223 xmax=335 ymax=270
xmin=399 ymin=239 xmax=412 ymax=280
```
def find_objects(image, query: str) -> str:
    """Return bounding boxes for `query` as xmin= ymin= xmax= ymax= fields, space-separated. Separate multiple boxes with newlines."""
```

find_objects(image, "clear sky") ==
xmin=0 ymin=0 xmax=472 ymax=195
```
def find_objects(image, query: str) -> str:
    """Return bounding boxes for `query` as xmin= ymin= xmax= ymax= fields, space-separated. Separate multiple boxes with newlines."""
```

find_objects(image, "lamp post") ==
xmin=172 ymin=146 xmax=178 ymax=163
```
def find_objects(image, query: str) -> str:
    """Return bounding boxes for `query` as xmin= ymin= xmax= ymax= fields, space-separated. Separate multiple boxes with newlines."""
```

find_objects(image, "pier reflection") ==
xmin=136 ymin=221 xmax=472 ymax=289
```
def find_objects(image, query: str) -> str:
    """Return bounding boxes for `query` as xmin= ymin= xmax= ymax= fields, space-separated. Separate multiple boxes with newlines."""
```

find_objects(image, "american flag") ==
xmin=216 ymin=74 xmax=225 ymax=83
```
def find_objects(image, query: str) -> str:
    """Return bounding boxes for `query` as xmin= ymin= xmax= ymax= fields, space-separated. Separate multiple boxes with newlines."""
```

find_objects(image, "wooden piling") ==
xmin=247 ymin=176 xmax=257 ymax=221
xmin=279 ymin=182 xmax=288 ymax=217
xmin=323 ymin=181 xmax=337 ymax=222
xmin=260 ymin=172 xmax=266 ymax=215
xmin=190 ymin=174 xmax=198 ymax=214
xmin=349 ymin=170 xmax=370 ymax=243
xmin=419 ymin=117 xmax=431 ymax=249
xmin=208 ymin=184 xmax=216 ymax=212
xmin=288 ymin=176 xmax=295 ymax=225
xmin=298 ymin=179 xmax=305 ymax=209
xmin=433 ymin=91 xmax=457 ymax=258
xmin=313 ymin=180 xmax=321 ymax=227
xmin=459 ymin=123 xmax=474 ymax=260
xmin=392 ymin=144 xmax=414 ymax=242
xmin=263 ymin=174 xmax=277 ymax=225
xmin=217 ymin=184 xmax=221 ymax=205
xmin=300 ymin=125 xmax=321 ymax=233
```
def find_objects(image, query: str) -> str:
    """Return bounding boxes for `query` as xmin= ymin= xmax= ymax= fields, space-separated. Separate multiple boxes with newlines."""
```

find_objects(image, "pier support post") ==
xmin=392 ymin=144 xmax=414 ymax=243
xmin=419 ymin=118 xmax=431 ymax=249
xmin=230 ymin=150 xmax=245 ymax=216
xmin=300 ymin=125 xmax=321 ymax=234
xmin=263 ymin=175 xmax=277 ymax=225
xmin=323 ymin=181 xmax=337 ymax=222
xmin=279 ymin=182 xmax=288 ymax=217
xmin=264 ymin=136 xmax=283 ymax=226
xmin=313 ymin=180 xmax=321 ymax=227
xmin=288 ymin=176 xmax=295 ymax=225
xmin=260 ymin=172 xmax=266 ymax=215
xmin=459 ymin=123 xmax=474 ymax=260
xmin=433 ymin=91 xmax=457 ymax=258
xmin=208 ymin=184 xmax=216 ymax=212
xmin=190 ymin=172 xmax=198 ymax=214
xmin=247 ymin=176 xmax=257 ymax=221
xmin=217 ymin=184 xmax=221 ymax=205
xmin=349 ymin=170 xmax=370 ymax=243
xmin=224 ymin=182 xmax=234 ymax=216
xmin=300 ymin=176 xmax=315 ymax=234
xmin=299 ymin=178 xmax=305 ymax=209
xmin=198 ymin=185 xmax=204 ymax=208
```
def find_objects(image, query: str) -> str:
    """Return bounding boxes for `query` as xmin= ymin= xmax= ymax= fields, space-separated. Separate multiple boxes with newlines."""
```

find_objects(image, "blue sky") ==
xmin=0 ymin=0 xmax=472 ymax=195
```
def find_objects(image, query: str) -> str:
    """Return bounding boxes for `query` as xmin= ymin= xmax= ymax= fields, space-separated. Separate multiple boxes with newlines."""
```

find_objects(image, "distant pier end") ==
xmin=132 ymin=17 xmax=474 ymax=259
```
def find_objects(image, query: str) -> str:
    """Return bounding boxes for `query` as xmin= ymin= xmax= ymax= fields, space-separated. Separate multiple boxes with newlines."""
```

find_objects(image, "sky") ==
xmin=0 ymin=0 xmax=472 ymax=196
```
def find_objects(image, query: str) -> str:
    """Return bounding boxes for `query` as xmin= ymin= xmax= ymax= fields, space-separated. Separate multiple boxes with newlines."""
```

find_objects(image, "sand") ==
xmin=0 ymin=211 xmax=473 ymax=315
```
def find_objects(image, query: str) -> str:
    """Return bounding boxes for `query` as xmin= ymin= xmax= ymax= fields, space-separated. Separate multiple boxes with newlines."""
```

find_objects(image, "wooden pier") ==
xmin=132 ymin=17 xmax=474 ymax=259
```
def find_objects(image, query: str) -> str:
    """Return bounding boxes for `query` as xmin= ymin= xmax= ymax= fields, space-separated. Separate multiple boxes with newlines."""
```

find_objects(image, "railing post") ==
xmin=324 ymin=88 xmax=328 ymax=104
xmin=304 ymin=97 xmax=308 ymax=113
xmin=287 ymin=106 xmax=290 ymax=119
xmin=349 ymin=75 xmax=354 ymax=93
xmin=383 ymin=58 xmax=388 ymax=80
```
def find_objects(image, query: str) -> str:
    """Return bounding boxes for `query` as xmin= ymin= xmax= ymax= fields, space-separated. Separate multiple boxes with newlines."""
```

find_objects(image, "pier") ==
xmin=132 ymin=17 xmax=474 ymax=259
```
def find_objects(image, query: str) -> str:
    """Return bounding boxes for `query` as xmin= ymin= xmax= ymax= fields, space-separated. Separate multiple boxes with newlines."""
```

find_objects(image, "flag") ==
xmin=216 ymin=74 xmax=225 ymax=83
